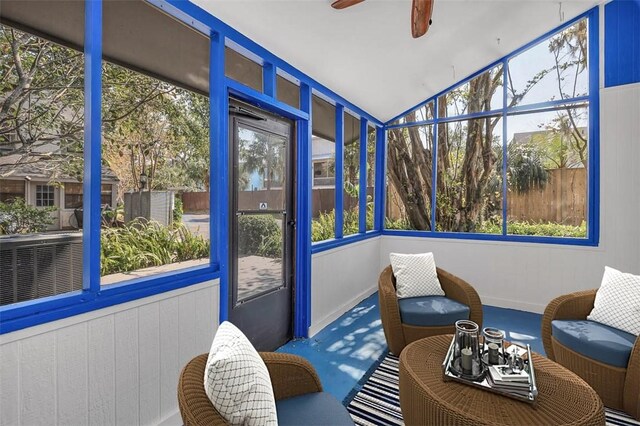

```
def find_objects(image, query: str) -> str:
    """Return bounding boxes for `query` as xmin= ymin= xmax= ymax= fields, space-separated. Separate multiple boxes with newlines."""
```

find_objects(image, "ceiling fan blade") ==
xmin=331 ymin=0 xmax=365 ymax=10
xmin=411 ymin=0 xmax=434 ymax=38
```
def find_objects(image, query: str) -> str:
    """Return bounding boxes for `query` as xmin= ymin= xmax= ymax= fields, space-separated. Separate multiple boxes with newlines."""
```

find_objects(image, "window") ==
xmin=64 ymin=183 xmax=113 ymax=209
xmin=436 ymin=117 xmax=503 ymax=233
xmin=36 ymin=185 xmax=57 ymax=209
xmin=100 ymin=20 xmax=211 ymax=285
xmin=366 ymin=125 xmax=376 ymax=231
xmin=225 ymin=47 xmax=263 ymax=92
xmin=390 ymin=101 xmax=434 ymax=126
xmin=0 ymin=180 xmax=25 ymax=203
xmin=386 ymin=124 xmax=434 ymax=230
xmin=386 ymin=15 xmax=594 ymax=242
xmin=64 ymin=183 xmax=83 ymax=209
xmin=343 ymin=112 xmax=360 ymax=236
xmin=277 ymin=75 xmax=300 ymax=109
xmin=311 ymin=95 xmax=336 ymax=243
xmin=0 ymin=21 xmax=85 ymax=306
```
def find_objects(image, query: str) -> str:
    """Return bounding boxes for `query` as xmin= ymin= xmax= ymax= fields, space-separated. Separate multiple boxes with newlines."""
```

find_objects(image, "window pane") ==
xmin=311 ymin=95 xmax=336 ymax=242
xmin=276 ymin=75 xmax=299 ymax=109
xmin=390 ymin=101 xmax=434 ymax=125
xmin=64 ymin=183 xmax=83 ymax=209
xmin=0 ymin=180 xmax=25 ymax=203
xmin=507 ymin=19 xmax=588 ymax=107
xmin=438 ymin=65 xmax=503 ymax=118
xmin=385 ymin=125 xmax=434 ymax=230
xmin=237 ymin=213 xmax=284 ymax=302
xmin=100 ymin=21 xmax=211 ymax=285
xmin=0 ymin=20 xmax=85 ymax=306
xmin=506 ymin=106 xmax=588 ymax=237
xmin=225 ymin=47 xmax=263 ymax=92
xmin=343 ymin=112 xmax=360 ymax=236
xmin=366 ymin=125 xmax=376 ymax=231
xmin=436 ymin=117 xmax=503 ymax=233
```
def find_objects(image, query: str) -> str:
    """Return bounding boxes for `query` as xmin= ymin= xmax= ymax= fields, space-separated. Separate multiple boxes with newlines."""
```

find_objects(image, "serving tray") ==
xmin=441 ymin=336 xmax=538 ymax=405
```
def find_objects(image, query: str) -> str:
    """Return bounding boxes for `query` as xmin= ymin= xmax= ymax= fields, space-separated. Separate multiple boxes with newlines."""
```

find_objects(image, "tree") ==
xmin=0 ymin=25 xmax=84 ymax=180
xmin=1 ymin=24 xmax=210 ymax=201
xmin=238 ymin=129 xmax=285 ymax=191
xmin=387 ymin=20 xmax=588 ymax=231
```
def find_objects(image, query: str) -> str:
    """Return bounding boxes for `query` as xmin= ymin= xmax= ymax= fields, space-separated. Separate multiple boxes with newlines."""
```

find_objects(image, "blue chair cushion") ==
xmin=276 ymin=392 xmax=353 ymax=426
xmin=551 ymin=319 xmax=636 ymax=368
xmin=398 ymin=296 xmax=470 ymax=327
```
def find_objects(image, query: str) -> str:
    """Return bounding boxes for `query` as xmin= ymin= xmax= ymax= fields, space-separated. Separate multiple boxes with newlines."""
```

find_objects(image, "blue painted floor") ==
xmin=278 ymin=292 xmax=544 ymax=402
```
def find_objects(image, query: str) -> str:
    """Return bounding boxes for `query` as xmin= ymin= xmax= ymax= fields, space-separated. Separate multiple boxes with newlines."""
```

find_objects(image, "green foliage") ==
xmin=311 ymin=210 xmax=337 ymax=242
xmin=173 ymin=197 xmax=183 ymax=223
xmin=100 ymin=220 xmax=209 ymax=276
xmin=0 ymin=198 xmax=56 ymax=235
xmin=384 ymin=217 xmax=414 ymax=230
xmin=505 ymin=143 xmax=549 ymax=193
xmin=237 ymin=215 xmax=282 ymax=258
xmin=478 ymin=220 xmax=586 ymax=238
xmin=311 ymin=201 xmax=375 ymax=242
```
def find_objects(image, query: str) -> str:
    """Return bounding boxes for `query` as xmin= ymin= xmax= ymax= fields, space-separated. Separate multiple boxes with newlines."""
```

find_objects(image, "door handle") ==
xmin=287 ymin=220 xmax=296 ymax=229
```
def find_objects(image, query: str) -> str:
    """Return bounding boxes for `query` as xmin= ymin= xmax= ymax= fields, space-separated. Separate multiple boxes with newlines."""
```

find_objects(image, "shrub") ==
xmin=478 ymin=219 xmax=587 ymax=238
xmin=173 ymin=197 xmax=183 ymax=223
xmin=100 ymin=219 xmax=210 ymax=276
xmin=0 ymin=198 xmax=56 ymax=235
xmin=311 ymin=204 xmax=376 ymax=242
xmin=237 ymin=215 xmax=281 ymax=258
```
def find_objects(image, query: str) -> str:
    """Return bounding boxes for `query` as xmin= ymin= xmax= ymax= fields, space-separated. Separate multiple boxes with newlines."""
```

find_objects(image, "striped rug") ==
xmin=345 ymin=352 xmax=640 ymax=426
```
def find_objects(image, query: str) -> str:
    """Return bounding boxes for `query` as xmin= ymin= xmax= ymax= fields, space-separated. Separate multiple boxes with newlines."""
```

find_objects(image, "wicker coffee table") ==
xmin=399 ymin=335 xmax=605 ymax=426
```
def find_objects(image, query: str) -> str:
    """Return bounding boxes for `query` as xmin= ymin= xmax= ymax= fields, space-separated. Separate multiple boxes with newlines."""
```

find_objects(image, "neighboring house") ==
xmin=312 ymin=135 xmax=335 ymax=187
xmin=0 ymin=153 xmax=118 ymax=231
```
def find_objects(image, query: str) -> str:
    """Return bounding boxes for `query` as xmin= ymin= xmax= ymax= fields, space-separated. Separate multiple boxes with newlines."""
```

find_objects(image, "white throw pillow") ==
xmin=203 ymin=321 xmax=277 ymax=425
xmin=587 ymin=266 xmax=640 ymax=336
xmin=389 ymin=252 xmax=445 ymax=299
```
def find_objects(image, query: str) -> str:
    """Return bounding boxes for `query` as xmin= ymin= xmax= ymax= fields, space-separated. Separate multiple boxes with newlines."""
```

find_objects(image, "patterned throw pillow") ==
xmin=203 ymin=321 xmax=277 ymax=425
xmin=587 ymin=266 xmax=640 ymax=336
xmin=389 ymin=252 xmax=445 ymax=299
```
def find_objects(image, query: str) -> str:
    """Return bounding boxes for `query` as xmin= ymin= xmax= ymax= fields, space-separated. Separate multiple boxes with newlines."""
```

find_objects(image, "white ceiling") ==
xmin=192 ymin=0 xmax=601 ymax=122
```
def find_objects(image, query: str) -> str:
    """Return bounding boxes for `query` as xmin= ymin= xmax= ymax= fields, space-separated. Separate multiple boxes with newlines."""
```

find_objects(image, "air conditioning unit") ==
xmin=0 ymin=232 xmax=83 ymax=306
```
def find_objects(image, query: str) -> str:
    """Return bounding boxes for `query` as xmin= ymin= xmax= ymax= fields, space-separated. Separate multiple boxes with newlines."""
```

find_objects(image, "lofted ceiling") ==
xmin=192 ymin=0 xmax=601 ymax=122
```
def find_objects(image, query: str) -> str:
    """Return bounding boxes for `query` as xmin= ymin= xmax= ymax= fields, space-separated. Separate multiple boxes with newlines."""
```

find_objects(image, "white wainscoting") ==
xmin=0 ymin=280 xmax=219 ymax=426
xmin=310 ymin=237 xmax=381 ymax=336
xmin=380 ymin=83 xmax=640 ymax=314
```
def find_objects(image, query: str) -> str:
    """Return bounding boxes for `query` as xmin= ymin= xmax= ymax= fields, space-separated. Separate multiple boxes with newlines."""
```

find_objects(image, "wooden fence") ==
xmin=183 ymin=169 xmax=586 ymax=225
xmin=507 ymin=168 xmax=586 ymax=225
xmin=182 ymin=187 xmax=372 ymax=218
xmin=386 ymin=168 xmax=587 ymax=226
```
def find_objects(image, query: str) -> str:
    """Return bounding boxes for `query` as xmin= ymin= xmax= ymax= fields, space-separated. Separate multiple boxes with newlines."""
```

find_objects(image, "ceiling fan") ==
xmin=331 ymin=0 xmax=434 ymax=38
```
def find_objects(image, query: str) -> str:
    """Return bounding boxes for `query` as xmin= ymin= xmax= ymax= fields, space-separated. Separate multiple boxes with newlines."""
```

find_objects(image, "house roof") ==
xmin=0 ymin=154 xmax=119 ymax=182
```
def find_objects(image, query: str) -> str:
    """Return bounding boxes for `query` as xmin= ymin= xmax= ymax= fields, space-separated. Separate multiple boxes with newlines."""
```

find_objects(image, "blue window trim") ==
xmin=295 ymin=83 xmax=313 ymax=337
xmin=0 ymin=0 xmax=387 ymax=336
xmin=358 ymin=117 xmax=368 ymax=234
xmin=311 ymin=232 xmax=381 ymax=254
xmin=334 ymin=104 xmax=345 ymax=239
xmin=381 ymin=7 xmax=600 ymax=247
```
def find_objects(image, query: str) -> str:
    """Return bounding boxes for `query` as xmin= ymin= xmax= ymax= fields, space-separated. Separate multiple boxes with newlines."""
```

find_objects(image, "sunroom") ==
xmin=0 ymin=0 xmax=638 ymax=425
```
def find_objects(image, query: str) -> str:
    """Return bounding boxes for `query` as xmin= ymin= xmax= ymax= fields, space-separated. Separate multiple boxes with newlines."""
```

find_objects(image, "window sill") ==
xmin=0 ymin=264 xmax=219 ymax=335
xmin=311 ymin=231 xmax=381 ymax=254
xmin=381 ymin=229 xmax=598 ymax=247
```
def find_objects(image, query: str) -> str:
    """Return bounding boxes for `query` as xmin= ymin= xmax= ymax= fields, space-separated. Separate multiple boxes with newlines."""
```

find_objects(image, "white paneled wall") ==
xmin=310 ymin=237 xmax=381 ymax=336
xmin=0 ymin=280 xmax=219 ymax=426
xmin=380 ymin=83 xmax=640 ymax=313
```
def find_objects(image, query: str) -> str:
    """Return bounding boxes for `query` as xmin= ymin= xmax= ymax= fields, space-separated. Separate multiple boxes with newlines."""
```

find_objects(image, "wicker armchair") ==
xmin=542 ymin=290 xmax=640 ymax=419
xmin=178 ymin=352 xmax=324 ymax=426
xmin=379 ymin=265 xmax=483 ymax=356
